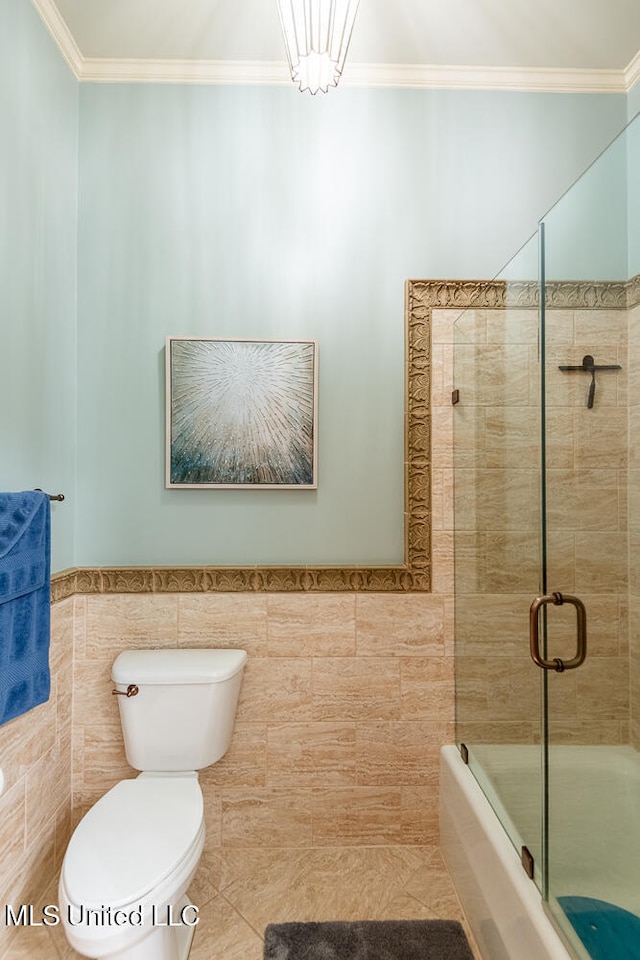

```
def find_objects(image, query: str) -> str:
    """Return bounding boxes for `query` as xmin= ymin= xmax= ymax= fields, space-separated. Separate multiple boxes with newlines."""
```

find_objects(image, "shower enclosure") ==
xmin=453 ymin=110 xmax=640 ymax=960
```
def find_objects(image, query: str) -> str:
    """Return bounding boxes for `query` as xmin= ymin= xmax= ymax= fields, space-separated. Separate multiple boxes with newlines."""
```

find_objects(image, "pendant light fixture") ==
xmin=276 ymin=0 xmax=361 ymax=95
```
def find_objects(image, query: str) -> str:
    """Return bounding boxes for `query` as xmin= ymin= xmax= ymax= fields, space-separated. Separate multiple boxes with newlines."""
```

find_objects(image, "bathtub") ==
xmin=439 ymin=744 xmax=640 ymax=960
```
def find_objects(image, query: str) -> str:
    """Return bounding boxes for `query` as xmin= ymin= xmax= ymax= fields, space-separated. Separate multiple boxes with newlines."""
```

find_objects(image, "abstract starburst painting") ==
xmin=166 ymin=338 xmax=318 ymax=488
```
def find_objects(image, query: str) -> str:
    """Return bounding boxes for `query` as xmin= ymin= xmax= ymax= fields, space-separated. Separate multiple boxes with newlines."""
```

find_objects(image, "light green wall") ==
xmin=628 ymin=108 xmax=640 ymax=278
xmin=507 ymin=102 xmax=640 ymax=286
xmin=539 ymin=104 xmax=640 ymax=285
xmin=0 ymin=0 xmax=77 ymax=571
xmin=74 ymin=84 xmax=627 ymax=566
xmin=542 ymin=124 xmax=629 ymax=281
xmin=626 ymin=77 xmax=640 ymax=279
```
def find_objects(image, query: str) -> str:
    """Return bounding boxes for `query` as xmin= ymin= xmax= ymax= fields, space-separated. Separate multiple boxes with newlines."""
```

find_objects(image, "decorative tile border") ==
xmin=50 ymin=274 xmax=637 ymax=598
xmin=50 ymin=569 xmax=78 ymax=604
xmin=408 ymin=277 xmax=629 ymax=312
xmin=627 ymin=274 xmax=640 ymax=309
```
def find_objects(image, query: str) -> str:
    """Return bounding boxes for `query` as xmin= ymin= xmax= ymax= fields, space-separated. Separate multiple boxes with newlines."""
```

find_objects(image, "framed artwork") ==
xmin=166 ymin=337 xmax=318 ymax=489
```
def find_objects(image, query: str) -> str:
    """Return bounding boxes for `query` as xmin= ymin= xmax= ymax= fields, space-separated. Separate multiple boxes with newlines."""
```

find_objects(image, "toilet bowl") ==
xmin=59 ymin=774 xmax=204 ymax=959
xmin=58 ymin=648 xmax=247 ymax=960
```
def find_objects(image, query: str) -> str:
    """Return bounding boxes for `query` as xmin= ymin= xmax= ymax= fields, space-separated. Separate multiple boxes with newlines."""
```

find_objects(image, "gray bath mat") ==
xmin=263 ymin=919 xmax=475 ymax=960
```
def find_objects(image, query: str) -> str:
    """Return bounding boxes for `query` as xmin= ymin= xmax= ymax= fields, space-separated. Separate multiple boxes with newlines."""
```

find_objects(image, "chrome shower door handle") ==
xmin=529 ymin=592 xmax=587 ymax=672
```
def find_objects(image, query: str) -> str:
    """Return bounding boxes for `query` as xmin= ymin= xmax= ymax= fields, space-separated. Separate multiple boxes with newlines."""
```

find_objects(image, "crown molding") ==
xmin=29 ymin=1 xmax=636 ymax=94
xmin=73 ymin=58 xmax=629 ymax=94
xmin=626 ymin=49 xmax=640 ymax=93
xmin=79 ymin=58 xmax=292 ymax=85
xmin=31 ymin=0 xmax=84 ymax=77
xmin=343 ymin=62 xmax=627 ymax=93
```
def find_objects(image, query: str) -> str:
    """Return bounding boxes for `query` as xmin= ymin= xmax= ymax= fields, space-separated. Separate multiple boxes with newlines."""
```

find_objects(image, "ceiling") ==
xmin=33 ymin=0 xmax=640 ymax=90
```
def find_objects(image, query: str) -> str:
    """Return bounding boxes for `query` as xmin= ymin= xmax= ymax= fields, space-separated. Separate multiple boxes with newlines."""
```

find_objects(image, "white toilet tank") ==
xmin=111 ymin=648 xmax=247 ymax=771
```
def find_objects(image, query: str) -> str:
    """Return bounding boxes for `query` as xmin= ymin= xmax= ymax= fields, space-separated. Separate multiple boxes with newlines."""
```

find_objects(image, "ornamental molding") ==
xmin=627 ymin=274 xmax=640 ymax=308
xmin=51 ymin=564 xmax=432 ymax=596
xmin=408 ymin=276 xmax=631 ymax=312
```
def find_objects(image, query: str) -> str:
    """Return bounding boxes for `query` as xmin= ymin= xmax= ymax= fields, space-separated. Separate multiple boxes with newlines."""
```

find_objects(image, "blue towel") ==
xmin=0 ymin=491 xmax=51 ymax=725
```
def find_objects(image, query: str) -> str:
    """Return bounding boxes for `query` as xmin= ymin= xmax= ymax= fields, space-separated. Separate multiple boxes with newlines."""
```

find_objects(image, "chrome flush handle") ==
xmin=529 ymin=592 xmax=587 ymax=672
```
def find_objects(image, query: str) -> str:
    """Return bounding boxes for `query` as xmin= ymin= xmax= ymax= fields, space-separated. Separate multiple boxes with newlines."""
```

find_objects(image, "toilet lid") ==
xmin=63 ymin=777 xmax=203 ymax=909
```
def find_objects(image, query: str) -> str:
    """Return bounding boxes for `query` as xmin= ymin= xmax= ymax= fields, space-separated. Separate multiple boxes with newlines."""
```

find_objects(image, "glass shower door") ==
xmin=453 ymin=230 xmax=546 ymax=871
xmin=539 ymin=116 xmax=633 ymax=959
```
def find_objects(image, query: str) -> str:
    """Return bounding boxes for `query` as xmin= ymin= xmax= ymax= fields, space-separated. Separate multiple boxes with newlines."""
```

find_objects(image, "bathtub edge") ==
xmin=439 ymin=744 xmax=573 ymax=960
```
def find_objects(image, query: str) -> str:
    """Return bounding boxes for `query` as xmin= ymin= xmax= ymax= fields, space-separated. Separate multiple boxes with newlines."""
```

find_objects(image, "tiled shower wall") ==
xmin=453 ymin=301 xmax=630 ymax=745
xmin=545 ymin=304 xmax=629 ymax=743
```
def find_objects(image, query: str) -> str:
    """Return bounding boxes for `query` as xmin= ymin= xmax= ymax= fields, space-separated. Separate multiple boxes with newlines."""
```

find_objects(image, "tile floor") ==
xmin=4 ymin=845 xmax=480 ymax=959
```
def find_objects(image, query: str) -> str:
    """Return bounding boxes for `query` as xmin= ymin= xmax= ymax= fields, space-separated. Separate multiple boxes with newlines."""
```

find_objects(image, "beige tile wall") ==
xmin=71 ymin=590 xmax=454 ymax=848
xmin=540 ymin=304 xmax=628 ymax=745
xmin=450 ymin=303 xmax=629 ymax=746
xmin=0 ymin=599 xmax=74 ymax=956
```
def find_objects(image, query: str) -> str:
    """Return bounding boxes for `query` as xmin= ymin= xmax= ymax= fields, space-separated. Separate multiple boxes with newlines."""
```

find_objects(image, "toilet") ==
xmin=58 ymin=647 xmax=247 ymax=960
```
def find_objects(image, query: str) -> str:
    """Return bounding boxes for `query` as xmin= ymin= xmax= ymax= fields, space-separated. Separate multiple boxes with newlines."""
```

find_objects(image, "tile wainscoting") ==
xmin=71 ymin=590 xmax=455 ymax=844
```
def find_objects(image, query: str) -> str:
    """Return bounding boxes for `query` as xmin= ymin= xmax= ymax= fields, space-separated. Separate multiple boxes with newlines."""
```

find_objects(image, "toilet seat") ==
xmin=62 ymin=774 xmax=204 ymax=910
